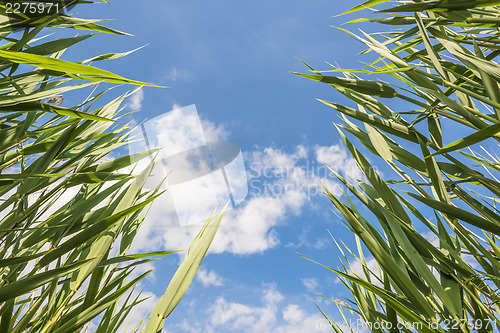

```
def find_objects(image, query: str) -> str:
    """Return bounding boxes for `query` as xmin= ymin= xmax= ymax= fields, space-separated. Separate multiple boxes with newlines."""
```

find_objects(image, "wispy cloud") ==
xmin=315 ymin=144 xmax=362 ymax=182
xmin=197 ymin=269 xmax=224 ymax=287
xmin=301 ymin=277 xmax=319 ymax=293
xmin=127 ymin=88 xmax=144 ymax=111
xmin=201 ymin=118 xmax=229 ymax=142
xmin=167 ymin=285 xmax=333 ymax=333
xmin=163 ymin=68 xmax=193 ymax=84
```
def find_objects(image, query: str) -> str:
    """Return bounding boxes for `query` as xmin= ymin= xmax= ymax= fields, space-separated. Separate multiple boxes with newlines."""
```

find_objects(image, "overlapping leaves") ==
xmin=0 ymin=2 xmax=221 ymax=332
xmin=301 ymin=1 xmax=500 ymax=332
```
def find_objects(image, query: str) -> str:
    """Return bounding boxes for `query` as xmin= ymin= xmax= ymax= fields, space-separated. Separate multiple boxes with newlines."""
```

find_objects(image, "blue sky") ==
xmin=68 ymin=1 xmax=392 ymax=332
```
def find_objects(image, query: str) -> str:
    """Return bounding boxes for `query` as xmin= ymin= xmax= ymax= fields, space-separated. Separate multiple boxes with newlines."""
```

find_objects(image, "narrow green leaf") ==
xmin=433 ymin=122 xmax=500 ymax=155
xmin=340 ymin=0 xmax=390 ymax=15
xmin=296 ymin=73 xmax=397 ymax=98
xmin=98 ymin=250 xmax=180 ymax=267
xmin=406 ymin=192 xmax=500 ymax=235
xmin=0 ymin=50 xmax=161 ymax=87
xmin=52 ymin=270 xmax=151 ymax=333
xmin=36 ymin=191 xmax=163 ymax=268
xmin=0 ymin=260 xmax=88 ymax=303
xmin=143 ymin=205 xmax=227 ymax=332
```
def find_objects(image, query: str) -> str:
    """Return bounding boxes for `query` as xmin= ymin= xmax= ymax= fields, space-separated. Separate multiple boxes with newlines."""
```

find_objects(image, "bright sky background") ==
xmin=68 ymin=1 xmax=390 ymax=332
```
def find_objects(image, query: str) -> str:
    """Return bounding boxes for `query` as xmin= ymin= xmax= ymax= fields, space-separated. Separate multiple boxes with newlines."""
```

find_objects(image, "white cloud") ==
xmin=247 ymin=145 xmax=307 ymax=179
xmin=127 ymin=88 xmax=144 ymax=111
xmin=197 ymin=269 xmax=224 ymax=287
xmin=283 ymin=304 xmax=306 ymax=323
xmin=422 ymin=231 xmax=439 ymax=247
xmin=211 ymin=191 xmax=304 ymax=254
xmin=168 ymin=285 xmax=332 ymax=333
xmin=348 ymin=257 xmax=382 ymax=287
xmin=3 ymin=165 xmax=20 ymax=174
xmin=461 ymin=253 xmax=480 ymax=270
xmin=315 ymin=145 xmax=346 ymax=166
xmin=134 ymin=104 xmax=207 ymax=157
xmin=130 ymin=141 xmax=358 ymax=255
xmin=285 ymin=227 xmax=330 ymax=250
xmin=201 ymin=118 xmax=229 ymax=142
xmin=208 ymin=284 xmax=282 ymax=331
xmin=263 ymin=285 xmax=285 ymax=304
xmin=157 ymin=190 xmax=302 ymax=255
xmin=156 ymin=143 xmax=322 ymax=255
xmin=131 ymin=144 xmax=310 ymax=255
xmin=301 ymin=278 xmax=319 ymax=293
xmin=315 ymin=144 xmax=362 ymax=182
xmin=163 ymin=68 xmax=193 ymax=83
xmin=124 ymin=104 xmax=357 ymax=256
xmin=126 ymin=104 xmax=235 ymax=229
